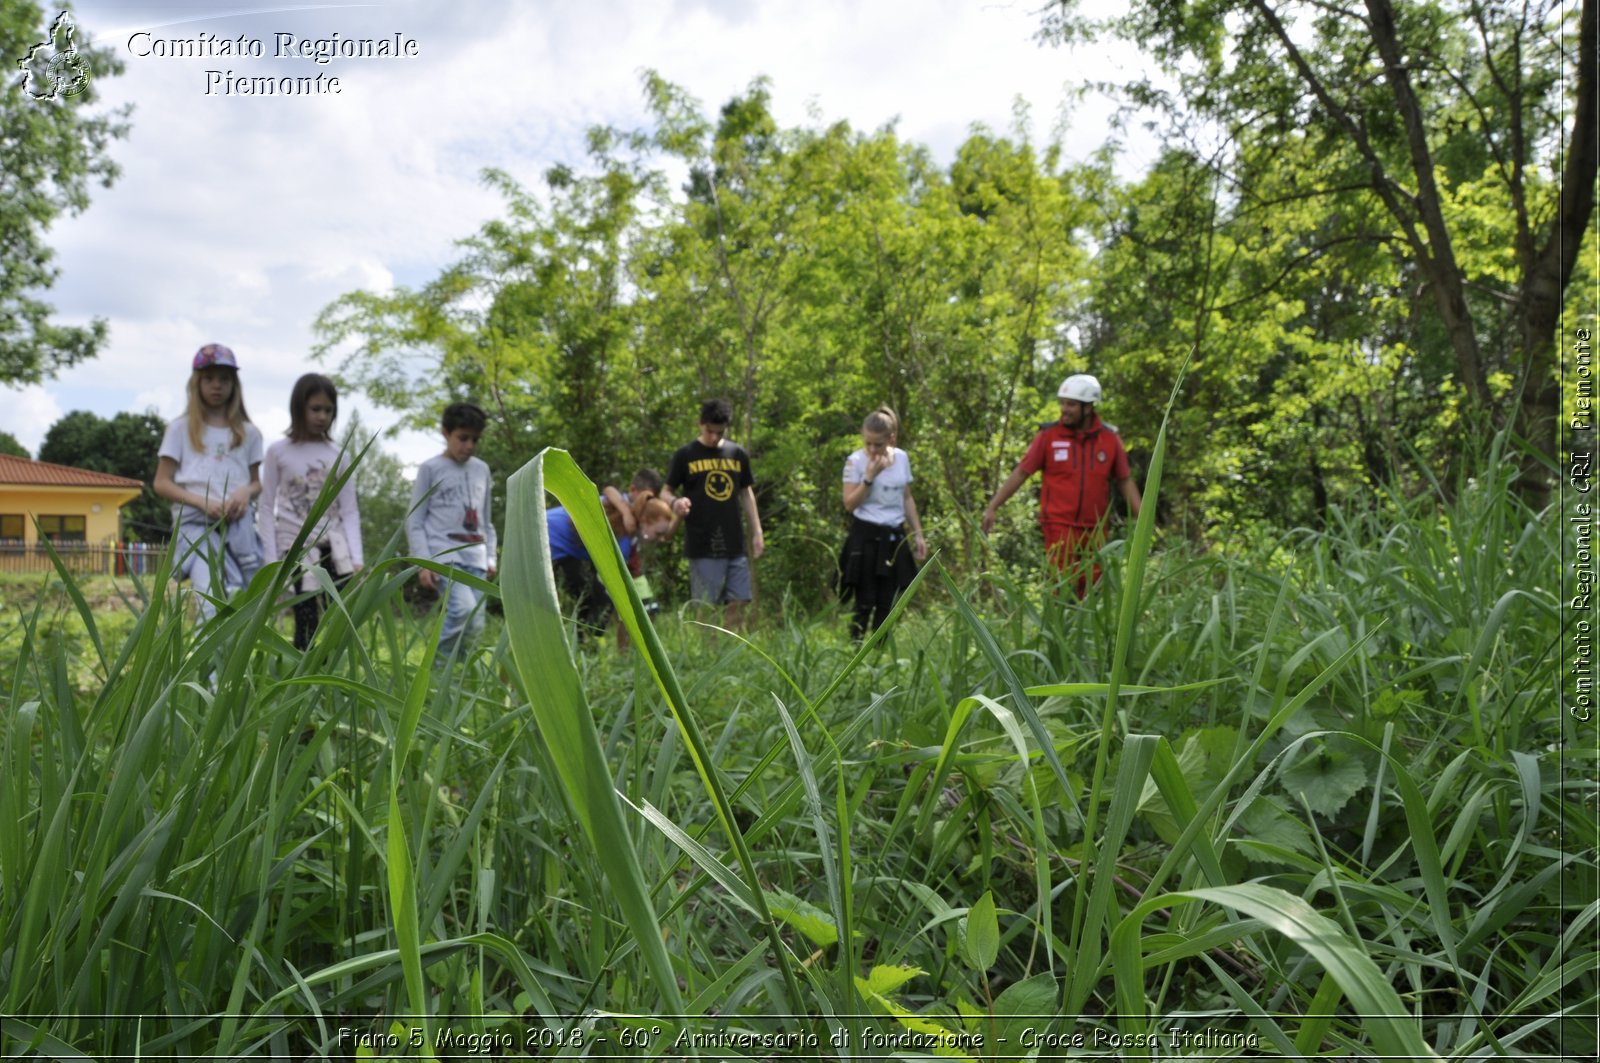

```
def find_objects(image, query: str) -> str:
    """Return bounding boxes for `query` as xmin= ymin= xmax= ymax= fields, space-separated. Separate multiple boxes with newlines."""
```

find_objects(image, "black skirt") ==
xmin=836 ymin=516 xmax=917 ymax=601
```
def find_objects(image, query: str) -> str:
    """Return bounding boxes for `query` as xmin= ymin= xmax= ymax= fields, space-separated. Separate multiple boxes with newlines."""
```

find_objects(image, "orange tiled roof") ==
xmin=0 ymin=453 xmax=143 ymax=489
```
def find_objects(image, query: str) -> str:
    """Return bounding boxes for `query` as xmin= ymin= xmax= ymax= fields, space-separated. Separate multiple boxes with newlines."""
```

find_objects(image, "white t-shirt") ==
xmin=843 ymin=447 xmax=913 ymax=527
xmin=159 ymin=417 xmax=264 ymax=522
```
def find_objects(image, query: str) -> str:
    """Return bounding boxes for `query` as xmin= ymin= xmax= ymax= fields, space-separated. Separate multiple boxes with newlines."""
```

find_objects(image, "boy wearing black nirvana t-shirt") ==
xmin=667 ymin=398 xmax=765 ymax=628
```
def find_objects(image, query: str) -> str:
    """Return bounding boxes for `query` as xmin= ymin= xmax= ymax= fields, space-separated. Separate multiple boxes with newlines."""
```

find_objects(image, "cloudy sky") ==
xmin=9 ymin=0 xmax=1148 ymax=469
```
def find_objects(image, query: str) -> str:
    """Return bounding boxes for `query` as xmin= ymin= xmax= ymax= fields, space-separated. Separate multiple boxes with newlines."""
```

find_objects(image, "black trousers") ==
xmin=837 ymin=518 xmax=915 ymax=639
xmin=553 ymin=555 xmax=609 ymax=637
xmin=292 ymin=542 xmax=352 ymax=650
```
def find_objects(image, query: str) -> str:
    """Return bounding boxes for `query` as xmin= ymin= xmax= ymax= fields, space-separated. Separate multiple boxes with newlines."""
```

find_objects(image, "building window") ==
xmin=37 ymin=515 xmax=87 ymax=543
xmin=0 ymin=514 xmax=22 ymax=541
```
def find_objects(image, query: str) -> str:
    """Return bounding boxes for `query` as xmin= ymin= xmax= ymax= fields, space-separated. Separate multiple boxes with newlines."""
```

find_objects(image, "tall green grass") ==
xmin=0 ymin=429 xmax=1588 ymax=1059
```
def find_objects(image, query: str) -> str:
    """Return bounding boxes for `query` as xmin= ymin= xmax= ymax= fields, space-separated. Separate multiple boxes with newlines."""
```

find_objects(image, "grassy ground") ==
xmin=0 ymin=447 xmax=1591 ymax=1060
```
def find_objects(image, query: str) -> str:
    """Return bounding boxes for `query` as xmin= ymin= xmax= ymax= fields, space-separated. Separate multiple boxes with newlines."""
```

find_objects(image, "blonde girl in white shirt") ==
xmin=153 ymin=343 xmax=264 ymax=622
xmin=838 ymin=405 xmax=927 ymax=638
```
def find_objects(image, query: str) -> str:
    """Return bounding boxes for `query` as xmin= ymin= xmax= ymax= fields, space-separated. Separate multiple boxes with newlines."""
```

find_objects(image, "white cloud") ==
xmin=5 ymin=386 xmax=63 ymax=455
xmin=130 ymin=387 xmax=177 ymax=418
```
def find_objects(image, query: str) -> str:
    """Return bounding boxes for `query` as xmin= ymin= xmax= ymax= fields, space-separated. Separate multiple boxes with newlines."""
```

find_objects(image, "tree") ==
xmin=0 ymin=431 xmax=27 ymax=458
xmin=315 ymin=155 xmax=655 ymax=526
xmin=314 ymin=73 xmax=1106 ymax=605
xmin=1 ymin=3 xmax=129 ymax=384
xmin=38 ymin=409 xmax=167 ymax=539
xmin=633 ymin=78 xmax=1100 ymax=574
xmin=1073 ymin=141 xmax=1465 ymax=537
xmin=1041 ymin=0 xmax=1597 ymax=500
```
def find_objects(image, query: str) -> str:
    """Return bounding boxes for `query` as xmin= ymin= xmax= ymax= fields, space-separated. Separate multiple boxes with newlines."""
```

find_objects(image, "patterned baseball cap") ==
xmin=192 ymin=343 xmax=239 ymax=370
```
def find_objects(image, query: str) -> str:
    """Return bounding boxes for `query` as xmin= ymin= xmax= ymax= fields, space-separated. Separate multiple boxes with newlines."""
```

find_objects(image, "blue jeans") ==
xmin=436 ymin=564 xmax=487 ymax=659
xmin=174 ymin=516 xmax=262 ymax=622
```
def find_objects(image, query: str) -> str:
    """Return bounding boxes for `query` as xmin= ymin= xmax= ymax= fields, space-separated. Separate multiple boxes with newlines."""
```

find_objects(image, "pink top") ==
xmin=258 ymin=438 xmax=363 ymax=568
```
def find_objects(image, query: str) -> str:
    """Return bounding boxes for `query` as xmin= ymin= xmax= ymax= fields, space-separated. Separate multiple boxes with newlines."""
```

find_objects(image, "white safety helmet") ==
xmin=1058 ymin=373 xmax=1102 ymax=404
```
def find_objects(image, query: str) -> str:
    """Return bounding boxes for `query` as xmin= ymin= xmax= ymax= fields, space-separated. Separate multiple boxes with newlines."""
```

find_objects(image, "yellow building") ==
xmin=0 ymin=453 xmax=142 ymax=546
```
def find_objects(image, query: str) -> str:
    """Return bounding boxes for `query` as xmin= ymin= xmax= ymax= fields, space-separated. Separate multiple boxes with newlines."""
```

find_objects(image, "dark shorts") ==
xmin=688 ymin=555 xmax=752 ymax=604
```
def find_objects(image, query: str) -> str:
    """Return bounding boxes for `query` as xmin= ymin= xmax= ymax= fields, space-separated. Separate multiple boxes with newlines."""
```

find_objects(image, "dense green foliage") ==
xmin=0 ymin=431 xmax=27 ymax=458
xmin=316 ymin=75 xmax=1107 ymax=605
xmin=0 ymin=1 xmax=128 ymax=384
xmin=1040 ymin=0 xmax=1596 ymax=501
xmin=316 ymin=49 xmax=1592 ymax=603
xmin=0 ymin=435 xmax=1588 ymax=1058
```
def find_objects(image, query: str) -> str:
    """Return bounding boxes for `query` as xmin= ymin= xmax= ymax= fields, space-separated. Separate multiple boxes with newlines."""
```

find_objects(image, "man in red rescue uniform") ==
xmin=981 ymin=374 xmax=1143 ymax=597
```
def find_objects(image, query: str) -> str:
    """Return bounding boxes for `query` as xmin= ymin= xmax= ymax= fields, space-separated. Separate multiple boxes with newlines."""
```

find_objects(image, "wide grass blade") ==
xmin=500 ymin=448 xmax=685 ymax=1014
xmin=1110 ymin=882 xmax=1441 ymax=1060
xmin=525 ymin=449 xmax=817 ymax=1019
xmin=1068 ymin=733 xmax=1160 ymax=1012
xmin=1066 ymin=352 xmax=1186 ymax=1011
xmin=386 ymin=603 xmax=445 ymax=1057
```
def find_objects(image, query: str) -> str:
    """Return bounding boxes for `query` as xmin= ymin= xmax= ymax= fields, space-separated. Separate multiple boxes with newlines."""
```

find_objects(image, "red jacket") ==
xmin=1020 ymin=415 xmax=1131 ymax=529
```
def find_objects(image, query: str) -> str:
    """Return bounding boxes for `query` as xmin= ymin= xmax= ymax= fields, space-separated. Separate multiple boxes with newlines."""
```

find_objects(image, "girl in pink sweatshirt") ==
xmin=259 ymin=373 xmax=363 ymax=649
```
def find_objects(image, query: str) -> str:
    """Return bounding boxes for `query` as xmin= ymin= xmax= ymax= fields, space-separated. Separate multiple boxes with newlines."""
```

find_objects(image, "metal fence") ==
xmin=0 ymin=539 xmax=165 ymax=577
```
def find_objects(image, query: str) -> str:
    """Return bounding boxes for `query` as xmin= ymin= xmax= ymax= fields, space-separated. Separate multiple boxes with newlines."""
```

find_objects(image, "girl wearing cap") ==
xmin=838 ymin=406 xmax=927 ymax=638
xmin=153 ymin=343 xmax=264 ymax=620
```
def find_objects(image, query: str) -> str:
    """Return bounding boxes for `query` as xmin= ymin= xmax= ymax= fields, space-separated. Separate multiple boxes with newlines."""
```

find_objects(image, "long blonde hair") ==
xmin=185 ymin=369 xmax=252 ymax=451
